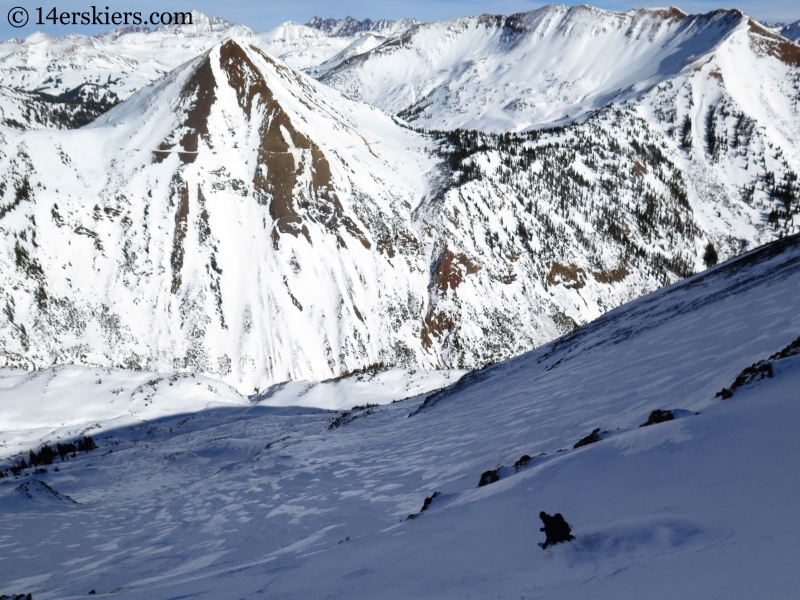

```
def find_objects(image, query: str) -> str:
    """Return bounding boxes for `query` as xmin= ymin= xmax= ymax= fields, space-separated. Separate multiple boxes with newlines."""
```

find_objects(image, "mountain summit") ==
xmin=0 ymin=39 xmax=435 ymax=390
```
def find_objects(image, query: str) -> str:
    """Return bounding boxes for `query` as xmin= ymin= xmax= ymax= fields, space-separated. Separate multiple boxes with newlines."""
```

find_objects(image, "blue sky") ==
xmin=1 ymin=0 xmax=798 ymax=39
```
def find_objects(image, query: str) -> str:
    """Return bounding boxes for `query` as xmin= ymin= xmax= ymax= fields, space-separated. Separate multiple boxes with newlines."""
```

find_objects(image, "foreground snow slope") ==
xmin=1 ymin=233 xmax=798 ymax=599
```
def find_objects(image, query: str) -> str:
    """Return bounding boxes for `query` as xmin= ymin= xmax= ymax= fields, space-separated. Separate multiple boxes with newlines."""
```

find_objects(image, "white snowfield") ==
xmin=0 ymin=365 xmax=248 ymax=461
xmin=0 ymin=365 xmax=465 ymax=461
xmin=1 ymin=232 xmax=799 ymax=599
xmin=253 ymin=367 xmax=466 ymax=410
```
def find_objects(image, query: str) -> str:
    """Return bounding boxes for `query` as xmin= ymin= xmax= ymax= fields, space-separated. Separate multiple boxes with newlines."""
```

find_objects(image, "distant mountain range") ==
xmin=305 ymin=16 xmax=418 ymax=37
xmin=766 ymin=20 xmax=800 ymax=42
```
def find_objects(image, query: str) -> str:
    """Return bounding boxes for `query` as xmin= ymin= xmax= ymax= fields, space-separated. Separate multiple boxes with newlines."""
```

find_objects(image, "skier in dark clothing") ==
xmin=539 ymin=512 xmax=575 ymax=549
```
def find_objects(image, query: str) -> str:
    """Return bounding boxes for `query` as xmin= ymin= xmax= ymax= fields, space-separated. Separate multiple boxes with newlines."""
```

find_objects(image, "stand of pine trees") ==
xmin=2 ymin=436 xmax=97 ymax=477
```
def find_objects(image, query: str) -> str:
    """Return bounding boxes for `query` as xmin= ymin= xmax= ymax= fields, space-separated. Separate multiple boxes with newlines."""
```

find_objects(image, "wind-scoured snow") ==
xmin=0 ymin=365 xmax=464 ymax=462
xmin=1 ymin=232 xmax=799 ymax=599
xmin=2 ymin=7 xmax=799 ymax=598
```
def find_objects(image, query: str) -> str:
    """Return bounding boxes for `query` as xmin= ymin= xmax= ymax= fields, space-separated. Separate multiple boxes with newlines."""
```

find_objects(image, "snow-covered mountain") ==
xmin=1 ymin=29 xmax=797 ymax=393
xmin=1 ymin=230 xmax=799 ymax=598
xmin=306 ymin=33 xmax=390 ymax=77
xmin=254 ymin=21 xmax=362 ymax=72
xmin=2 ymin=11 xmax=800 ymax=593
xmin=0 ymin=39 xmax=437 ymax=392
xmin=0 ymin=17 xmax=240 ymax=102
xmin=0 ymin=84 xmax=112 ymax=129
xmin=320 ymin=6 xmax=800 ymax=132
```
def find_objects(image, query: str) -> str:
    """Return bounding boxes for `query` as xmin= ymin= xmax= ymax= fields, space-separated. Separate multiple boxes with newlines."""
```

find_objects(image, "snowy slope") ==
xmin=0 ymin=365 xmax=248 ymax=461
xmin=1 ymin=232 xmax=798 ymax=599
xmin=633 ymin=16 xmax=800 ymax=250
xmin=0 ymin=365 xmax=464 ymax=462
xmin=0 ymin=12 xmax=248 ymax=102
xmin=0 ymin=84 xmax=110 ymax=129
xmin=307 ymin=34 xmax=389 ymax=77
xmin=252 ymin=21 xmax=356 ymax=71
xmin=321 ymin=6 xmax=799 ymax=133
xmin=254 ymin=367 xmax=465 ymax=410
xmin=769 ymin=20 xmax=800 ymax=43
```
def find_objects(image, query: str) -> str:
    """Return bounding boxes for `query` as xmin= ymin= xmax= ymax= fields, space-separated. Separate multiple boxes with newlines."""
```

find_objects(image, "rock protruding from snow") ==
xmin=1 ymin=17 xmax=799 ymax=394
xmin=0 ymin=40 xmax=434 ymax=393
xmin=4 ymin=231 xmax=800 ymax=598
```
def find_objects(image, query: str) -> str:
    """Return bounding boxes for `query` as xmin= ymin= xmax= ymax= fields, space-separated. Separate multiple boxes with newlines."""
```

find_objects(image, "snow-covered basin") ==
xmin=0 ymin=365 xmax=466 ymax=461
xmin=0 ymin=365 xmax=248 ymax=461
